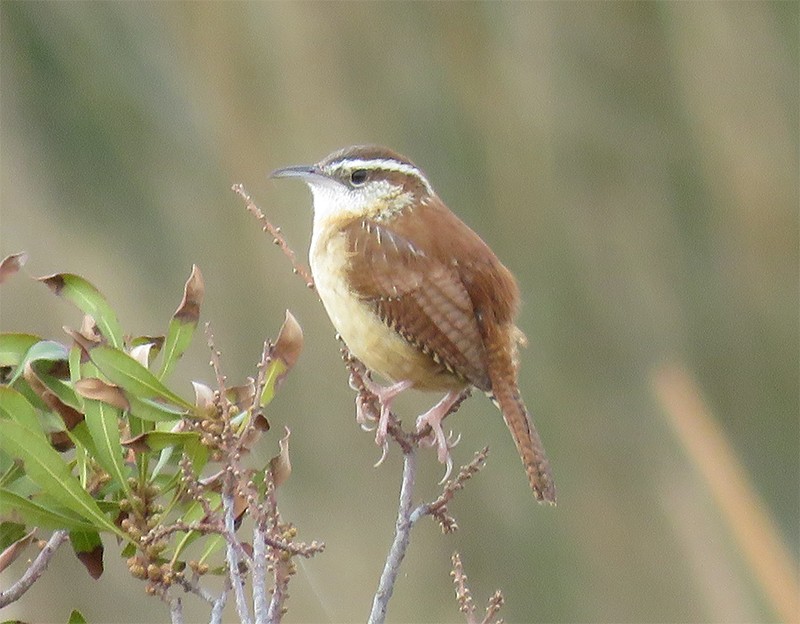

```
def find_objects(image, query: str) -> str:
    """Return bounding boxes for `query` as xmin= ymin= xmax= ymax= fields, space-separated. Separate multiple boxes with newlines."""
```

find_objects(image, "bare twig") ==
xmin=266 ymin=558 xmax=290 ymax=624
xmin=426 ymin=447 xmax=490 ymax=534
xmin=368 ymin=442 xmax=491 ymax=622
xmin=169 ymin=596 xmax=184 ymax=624
xmin=368 ymin=448 xmax=419 ymax=624
xmin=451 ymin=552 xmax=477 ymax=623
xmin=172 ymin=573 xmax=217 ymax=606
xmin=223 ymin=488 xmax=253 ymax=624
xmin=253 ymin=520 xmax=269 ymax=624
xmin=0 ymin=529 xmax=69 ymax=608
xmin=482 ymin=590 xmax=505 ymax=624
xmin=232 ymin=183 xmax=315 ymax=290
xmin=210 ymin=586 xmax=228 ymax=624
xmin=451 ymin=552 xmax=505 ymax=624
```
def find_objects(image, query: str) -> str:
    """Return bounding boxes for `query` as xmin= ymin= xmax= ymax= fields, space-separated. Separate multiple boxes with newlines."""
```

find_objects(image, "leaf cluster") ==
xmin=0 ymin=256 xmax=316 ymax=619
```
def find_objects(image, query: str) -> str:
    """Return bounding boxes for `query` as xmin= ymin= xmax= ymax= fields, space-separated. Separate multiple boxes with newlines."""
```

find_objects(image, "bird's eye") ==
xmin=349 ymin=169 xmax=368 ymax=186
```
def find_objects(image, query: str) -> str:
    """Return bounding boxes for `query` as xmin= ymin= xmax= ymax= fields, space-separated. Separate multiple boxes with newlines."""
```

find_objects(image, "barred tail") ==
xmin=492 ymin=386 xmax=556 ymax=503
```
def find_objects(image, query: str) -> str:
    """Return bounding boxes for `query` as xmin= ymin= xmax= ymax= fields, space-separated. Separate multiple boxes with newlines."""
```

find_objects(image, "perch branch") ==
xmin=368 ymin=448 xmax=419 ymax=624
xmin=0 ymin=529 xmax=69 ymax=608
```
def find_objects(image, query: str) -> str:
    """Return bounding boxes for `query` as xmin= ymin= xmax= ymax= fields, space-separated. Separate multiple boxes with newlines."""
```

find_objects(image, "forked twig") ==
xmin=451 ymin=552 xmax=505 ymax=624
xmin=368 ymin=444 xmax=490 ymax=624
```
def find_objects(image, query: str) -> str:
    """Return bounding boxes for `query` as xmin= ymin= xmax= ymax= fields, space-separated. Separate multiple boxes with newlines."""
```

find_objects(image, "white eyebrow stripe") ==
xmin=331 ymin=158 xmax=434 ymax=195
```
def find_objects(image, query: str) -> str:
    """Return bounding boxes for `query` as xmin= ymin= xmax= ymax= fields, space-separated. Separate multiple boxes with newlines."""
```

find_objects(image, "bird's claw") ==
xmin=416 ymin=412 xmax=462 ymax=483
xmin=355 ymin=396 xmax=377 ymax=431
xmin=373 ymin=441 xmax=389 ymax=468
xmin=439 ymin=453 xmax=454 ymax=484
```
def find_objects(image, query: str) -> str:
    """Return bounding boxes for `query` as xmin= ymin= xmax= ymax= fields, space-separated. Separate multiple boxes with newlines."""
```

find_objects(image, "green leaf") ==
xmin=30 ymin=365 xmax=83 ymax=411
xmin=68 ymin=609 xmax=89 ymax=624
xmin=38 ymin=274 xmax=123 ymax=348
xmin=87 ymin=345 xmax=192 ymax=409
xmin=0 ymin=386 xmax=45 ymax=439
xmin=197 ymin=534 xmax=225 ymax=566
xmin=0 ymin=522 xmax=26 ymax=552
xmin=127 ymin=395 xmax=187 ymax=422
xmin=0 ymin=421 xmax=126 ymax=539
xmin=122 ymin=430 xmax=200 ymax=453
xmin=0 ymin=461 xmax=26 ymax=489
xmin=0 ymin=489 xmax=97 ymax=531
xmin=7 ymin=340 xmax=68 ymax=385
xmin=158 ymin=265 xmax=204 ymax=381
xmin=0 ymin=333 xmax=40 ymax=368
xmin=260 ymin=359 xmax=287 ymax=407
xmin=83 ymin=399 xmax=131 ymax=496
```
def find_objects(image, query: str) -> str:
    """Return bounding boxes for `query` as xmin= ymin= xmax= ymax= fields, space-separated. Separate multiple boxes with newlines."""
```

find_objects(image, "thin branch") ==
xmin=232 ymin=183 xmax=315 ymax=289
xmin=210 ymin=586 xmax=228 ymax=624
xmin=451 ymin=552 xmax=477 ymax=624
xmin=169 ymin=596 xmax=184 ymax=624
xmin=451 ymin=552 xmax=505 ymax=624
xmin=481 ymin=590 xmax=505 ymax=624
xmin=223 ymin=489 xmax=253 ymax=624
xmin=0 ymin=529 xmax=69 ymax=608
xmin=368 ymin=449 xmax=419 ymax=624
xmin=253 ymin=520 xmax=268 ymax=624
xmin=173 ymin=573 xmax=217 ymax=606
xmin=426 ymin=447 xmax=490 ymax=534
xmin=266 ymin=559 xmax=290 ymax=624
xmin=264 ymin=471 xmax=287 ymax=624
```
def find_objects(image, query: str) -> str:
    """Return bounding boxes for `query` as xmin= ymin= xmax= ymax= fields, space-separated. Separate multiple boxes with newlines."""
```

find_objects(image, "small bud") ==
xmin=147 ymin=563 xmax=162 ymax=581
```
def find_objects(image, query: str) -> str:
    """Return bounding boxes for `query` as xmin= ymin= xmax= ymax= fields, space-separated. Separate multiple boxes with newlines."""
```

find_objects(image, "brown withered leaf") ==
xmin=0 ymin=252 xmax=28 ymax=285
xmin=79 ymin=315 xmax=101 ymax=341
xmin=239 ymin=409 xmax=270 ymax=452
xmin=63 ymin=323 xmax=101 ymax=354
xmin=24 ymin=362 xmax=84 ymax=430
xmin=269 ymin=427 xmax=292 ymax=487
xmin=74 ymin=543 xmax=104 ymax=580
xmin=0 ymin=529 xmax=36 ymax=574
xmin=272 ymin=311 xmax=303 ymax=373
xmin=226 ymin=379 xmax=255 ymax=412
xmin=119 ymin=433 xmax=149 ymax=454
xmin=191 ymin=381 xmax=215 ymax=410
xmin=50 ymin=431 xmax=75 ymax=452
xmin=174 ymin=264 xmax=204 ymax=323
xmin=129 ymin=343 xmax=155 ymax=368
xmin=74 ymin=378 xmax=130 ymax=411
xmin=129 ymin=335 xmax=164 ymax=358
xmin=253 ymin=412 xmax=270 ymax=432
xmin=198 ymin=469 xmax=224 ymax=493
xmin=233 ymin=490 xmax=248 ymax=527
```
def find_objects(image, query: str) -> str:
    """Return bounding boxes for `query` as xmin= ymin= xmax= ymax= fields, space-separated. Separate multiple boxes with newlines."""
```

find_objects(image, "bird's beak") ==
xmin=270 ymin=164 xmax=325 ymax=181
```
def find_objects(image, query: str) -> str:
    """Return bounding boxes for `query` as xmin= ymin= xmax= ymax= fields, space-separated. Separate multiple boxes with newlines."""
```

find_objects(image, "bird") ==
xmin=271 ymin=145 xmax=555 ymax=503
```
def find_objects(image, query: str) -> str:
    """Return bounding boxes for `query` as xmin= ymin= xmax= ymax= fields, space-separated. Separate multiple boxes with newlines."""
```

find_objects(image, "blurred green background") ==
xmin=1 ymin=2 xmax=797 ymax=623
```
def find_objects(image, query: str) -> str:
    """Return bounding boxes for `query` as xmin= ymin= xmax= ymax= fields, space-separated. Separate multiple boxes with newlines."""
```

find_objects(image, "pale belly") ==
xmin=310 ymin=231 xmax=464 ymax=392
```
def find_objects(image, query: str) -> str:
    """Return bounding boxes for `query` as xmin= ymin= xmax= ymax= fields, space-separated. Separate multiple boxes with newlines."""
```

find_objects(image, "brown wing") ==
xmin=343 ymin=200 xmax=520 ymax=392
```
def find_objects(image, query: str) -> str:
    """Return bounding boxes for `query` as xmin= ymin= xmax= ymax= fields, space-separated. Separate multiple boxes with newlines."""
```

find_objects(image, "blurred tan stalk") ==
xmin=652 ymin=365 xmax=799 ymax=624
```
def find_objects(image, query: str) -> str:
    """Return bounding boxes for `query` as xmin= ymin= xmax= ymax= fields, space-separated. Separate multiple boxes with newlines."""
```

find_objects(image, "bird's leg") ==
xmin=416 ymin=390 xmax=464 ymax=482
xmin=354 ymin=377 xmax=413 ymax=464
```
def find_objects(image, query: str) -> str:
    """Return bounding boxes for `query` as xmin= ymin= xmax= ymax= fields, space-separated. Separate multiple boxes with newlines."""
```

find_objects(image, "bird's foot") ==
xmin=415 ymin=390 xmax=464 ymax=483
xmin=353 ymin=378 xmax=413 ymax=465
